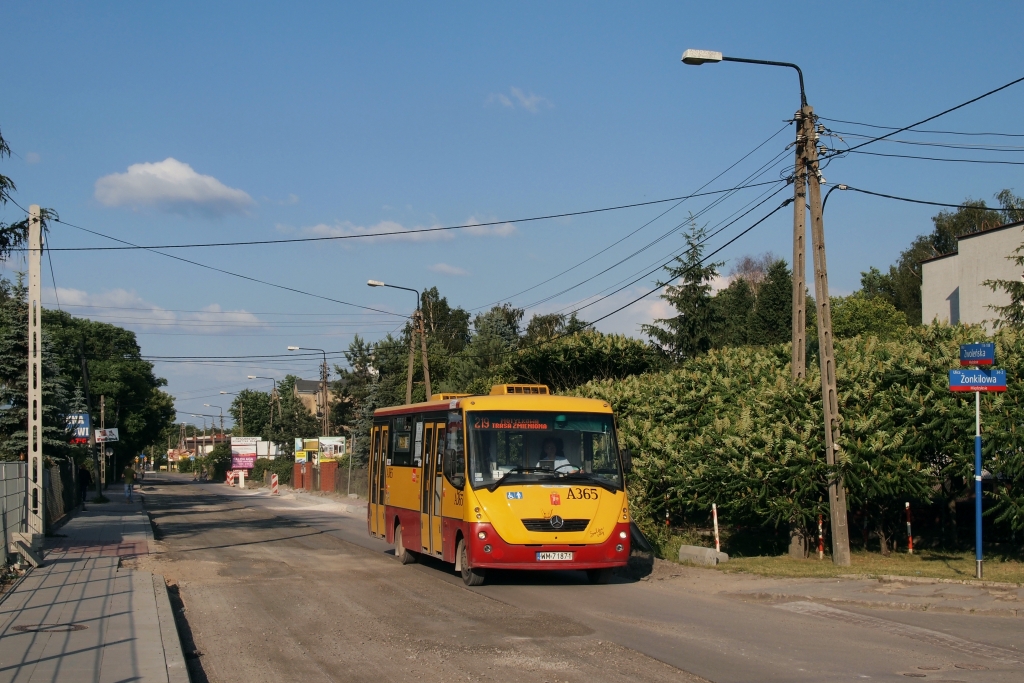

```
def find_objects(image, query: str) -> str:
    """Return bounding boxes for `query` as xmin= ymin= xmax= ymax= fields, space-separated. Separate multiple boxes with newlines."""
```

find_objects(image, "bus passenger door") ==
xmin=419 ymin=424 xmax=435 ymax=552
xmin=377 ymin=425 xmax=389 ymax=536
xmin=368 ymin=426 xmax=381 ymax=536
xmin=430 ymin=422 xmax=445 ymax=556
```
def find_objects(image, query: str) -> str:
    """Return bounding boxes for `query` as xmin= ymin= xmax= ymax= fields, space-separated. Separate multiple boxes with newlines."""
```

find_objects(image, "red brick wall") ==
xmin=320 ymin=461 xmax=338 ymax=492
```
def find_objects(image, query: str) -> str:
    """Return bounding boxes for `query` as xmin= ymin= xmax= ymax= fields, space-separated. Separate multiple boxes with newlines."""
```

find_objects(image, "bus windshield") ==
xmin=467 ymin=411 xmax=623 ymax=490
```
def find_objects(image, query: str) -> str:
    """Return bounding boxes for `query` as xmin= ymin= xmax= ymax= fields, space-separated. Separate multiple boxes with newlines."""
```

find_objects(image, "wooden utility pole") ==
xmin=804 ymin=105 xmax=852 ymax=566
xmin=418 ymin=310 xmax=432 ymax=400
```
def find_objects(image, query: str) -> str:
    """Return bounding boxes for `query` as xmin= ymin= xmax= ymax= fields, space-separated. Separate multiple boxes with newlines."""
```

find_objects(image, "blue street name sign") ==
xmin=960 ymin=342 xmax=995 ymax=366
xmin=949 ymin=368 xmax=1007 ymax=392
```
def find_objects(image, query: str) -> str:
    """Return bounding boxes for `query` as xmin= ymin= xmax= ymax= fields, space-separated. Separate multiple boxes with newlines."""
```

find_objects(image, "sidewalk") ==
xmin=0 ymin=487 xmax=188 ymax=683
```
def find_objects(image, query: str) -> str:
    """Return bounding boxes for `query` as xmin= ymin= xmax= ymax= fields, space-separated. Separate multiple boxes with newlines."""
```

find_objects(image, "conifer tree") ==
xmin=749 ymin=259 xmax=792 ymax=345
xmin=643 ymin=221 xmax=722 ymax=362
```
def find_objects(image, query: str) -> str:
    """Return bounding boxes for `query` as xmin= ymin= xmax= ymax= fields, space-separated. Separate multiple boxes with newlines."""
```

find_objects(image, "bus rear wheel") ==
xmin=458 ymin=539 xmax=486 ymax=586
xmin=586 ymin=568 xmax=614 ymax=584
xmin=395 ymin=524 xmax=417 ymax=565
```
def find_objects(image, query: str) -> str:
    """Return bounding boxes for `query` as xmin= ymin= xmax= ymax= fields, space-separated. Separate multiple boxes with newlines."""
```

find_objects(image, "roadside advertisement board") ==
xmin=231 ymin=438 xmax=258 ymax=469
xmin=68 ymin=413 xmax=90 ymax=444
xmin=319 ymin=436 xmax=346 ymax=458
xmin=95 ymin=428 xmax=119 ymax=443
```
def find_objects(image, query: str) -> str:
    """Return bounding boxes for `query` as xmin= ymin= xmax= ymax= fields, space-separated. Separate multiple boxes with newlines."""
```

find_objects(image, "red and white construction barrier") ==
xmin=271 ymin=473 xmax=279 ymax=496
xmin=226 ymin=470 xmax=235 ymax=487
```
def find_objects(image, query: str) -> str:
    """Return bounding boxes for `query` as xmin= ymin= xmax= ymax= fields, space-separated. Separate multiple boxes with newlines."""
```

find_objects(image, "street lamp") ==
xmin=204 ymin=404 xmax=225 ymax=433
xmin=681 ymin=47 xmax=851 ymax=567
xmin=367 ymin=279 xmax=431 ymax=403
xmin=286 ymin=347 xmax=331 ymax=436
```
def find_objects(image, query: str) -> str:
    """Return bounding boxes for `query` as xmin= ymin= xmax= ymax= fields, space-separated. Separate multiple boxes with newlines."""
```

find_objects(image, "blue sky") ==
xmin=3 ymin=1 xmax=1023 ymax=425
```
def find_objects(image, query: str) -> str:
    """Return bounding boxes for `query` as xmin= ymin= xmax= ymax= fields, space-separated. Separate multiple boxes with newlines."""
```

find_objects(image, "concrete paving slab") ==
xmin=0 ymin=491 xmax=187 ymax=682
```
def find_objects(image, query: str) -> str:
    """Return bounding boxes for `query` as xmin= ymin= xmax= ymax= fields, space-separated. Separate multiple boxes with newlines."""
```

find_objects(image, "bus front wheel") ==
xmin=458 ymin=539 xmax=486 ymax=586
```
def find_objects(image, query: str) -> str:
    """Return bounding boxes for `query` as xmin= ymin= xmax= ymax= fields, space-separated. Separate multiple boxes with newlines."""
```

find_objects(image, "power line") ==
xmin=45 ymin=303 xmax=389 ymax=316
xmin=828 ymin=131 xmax=1024 ymax=152
xmin=818 ymin=116 xmax=1024 ymax=138
xmin=470 ymin=124 xmax=793 ymax=311
xmin=841 ymin=149 xmax=1024 ymax=165
xmin=47 ymin=216 xmax=408 ymax=318
xmin=43 ymin=180 xmax=787 ymax=252
xmin=838 ymin=75 xmax=1024 ymax=155
xmin=832 ymin=185 xmax=1021 ymax=211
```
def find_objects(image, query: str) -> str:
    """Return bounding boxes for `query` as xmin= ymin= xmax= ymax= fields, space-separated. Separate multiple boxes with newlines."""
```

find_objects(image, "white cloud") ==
xmin=94 ymin=158 xmax=253 ymax=216
xmin=486 ymin=87 xmax=552 ymax=113
xmin=280 ymin=193 xmax=299 ymax=205
xmin=302 ymin=216 xmax=516 ymax=244
xmin=48 ymin=287 xmax=263 ymax=334
xmin=25 ymin=152 xmax=41 ymax=164
xmin=428 ymin=263 xmax=470 ymax=276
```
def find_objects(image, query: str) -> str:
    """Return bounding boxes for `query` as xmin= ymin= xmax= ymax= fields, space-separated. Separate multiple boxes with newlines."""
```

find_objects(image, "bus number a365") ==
xmin=566 ymin=487 xmax=598 ymax=500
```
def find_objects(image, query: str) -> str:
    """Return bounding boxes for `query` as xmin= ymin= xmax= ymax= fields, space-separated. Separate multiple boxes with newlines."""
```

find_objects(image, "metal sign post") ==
xmin=950 ymin=344 xmax=1006 ymax=580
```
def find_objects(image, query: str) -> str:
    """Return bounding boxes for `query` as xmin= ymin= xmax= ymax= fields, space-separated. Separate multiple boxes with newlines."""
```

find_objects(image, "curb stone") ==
xmin=153 ymin=574 xmax=190 ymax=683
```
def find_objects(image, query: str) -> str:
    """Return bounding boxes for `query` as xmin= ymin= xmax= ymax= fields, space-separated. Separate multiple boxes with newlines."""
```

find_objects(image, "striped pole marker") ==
xmin=227 ymin=470 xmax=234 ymax=487
xmin=271 ymin=473 xmax=279 ymax=496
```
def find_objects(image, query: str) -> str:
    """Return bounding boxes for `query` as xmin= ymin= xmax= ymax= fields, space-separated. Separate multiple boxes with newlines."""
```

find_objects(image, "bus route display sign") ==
xmin=948 ymin=369 xmax=1007 ymax=392
xmin=960 ymin=342 xmax=995 ymax=366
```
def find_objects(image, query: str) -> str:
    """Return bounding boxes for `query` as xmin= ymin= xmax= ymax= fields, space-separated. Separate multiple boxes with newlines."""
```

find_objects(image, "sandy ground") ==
xmin=131 ymin=479 xmax=706 ymax=683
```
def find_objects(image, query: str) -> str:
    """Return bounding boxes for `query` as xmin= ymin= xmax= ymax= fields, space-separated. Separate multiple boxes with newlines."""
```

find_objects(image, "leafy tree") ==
xmin=522 ymin=312 xmax=590 ymax=345
xmin=420 ymin=287 xmax=471 ymax=353
xmin=446 ymin=304 xmax=523 ymax=394
xmin=830 ymin=292 xmax=909 ymax=340
xmin=509 ymin=330 xmax=663 ymax=391
xmin=0 ymin=277 xmax=76 ymax=460
xmin=228 ymin=389 xmax=272 ymax=438
xmin=643 ymin=221 xmax=722 ymax=362
xmin=748 ymin=259 xmax=792 ymax=345
xmin=267 ymin=375 xmax=321 ymax=454
xmin=710 ymin=278 xmax=754 ymax=348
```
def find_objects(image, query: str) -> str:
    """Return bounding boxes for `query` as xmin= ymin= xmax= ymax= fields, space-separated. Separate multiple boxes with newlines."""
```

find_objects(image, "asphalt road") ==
xmin=135 ymin=476 xmax=1022 ymax=683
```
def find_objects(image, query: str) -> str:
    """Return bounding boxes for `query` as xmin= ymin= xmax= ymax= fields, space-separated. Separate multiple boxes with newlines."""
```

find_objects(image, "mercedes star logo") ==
xmin=549 ymin=515 xmax=564 ymax=529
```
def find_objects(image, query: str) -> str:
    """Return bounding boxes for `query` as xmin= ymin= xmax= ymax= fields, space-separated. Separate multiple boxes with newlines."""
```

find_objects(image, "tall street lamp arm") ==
xmin=720 ymin=57 xmax=806 ymax=106
xmin=681 ymin=49 xmax=806 ymax=106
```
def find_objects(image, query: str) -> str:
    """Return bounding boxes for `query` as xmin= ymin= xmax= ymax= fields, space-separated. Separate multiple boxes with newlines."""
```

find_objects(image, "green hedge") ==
xmin=251 ymin=456 xmax=294 ymax=485
xmin=571 ymin=324 xmax=1024 ymax=548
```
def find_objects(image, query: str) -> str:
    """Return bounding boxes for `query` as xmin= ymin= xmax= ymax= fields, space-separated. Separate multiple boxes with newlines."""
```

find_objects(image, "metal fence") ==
xmin=0 ymin=462 xmax=26 ymax=558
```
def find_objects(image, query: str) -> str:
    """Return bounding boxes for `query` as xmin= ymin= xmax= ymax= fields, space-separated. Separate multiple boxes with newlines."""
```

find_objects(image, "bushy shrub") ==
xmin=250 ymin=455 xmax=294 ymax=485
xmin=572 ymin=323 xmax=1024 ymax=550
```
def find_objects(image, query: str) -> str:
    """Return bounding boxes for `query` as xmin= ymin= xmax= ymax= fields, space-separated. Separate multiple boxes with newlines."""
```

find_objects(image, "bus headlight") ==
xmin=477 ymin=531 xmax=487 ymax=540
xmin=619 ymin=531 xmax=628 ymax=539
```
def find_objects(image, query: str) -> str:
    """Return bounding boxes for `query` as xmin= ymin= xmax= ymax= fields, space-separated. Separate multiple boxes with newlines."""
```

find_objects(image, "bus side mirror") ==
xmin=621 ymin=449 xmax=633 ymax=474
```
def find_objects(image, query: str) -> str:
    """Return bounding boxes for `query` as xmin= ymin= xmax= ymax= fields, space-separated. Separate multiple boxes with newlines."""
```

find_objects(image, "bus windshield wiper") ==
xmin=486 ymin=467 xmax=554 ymax=492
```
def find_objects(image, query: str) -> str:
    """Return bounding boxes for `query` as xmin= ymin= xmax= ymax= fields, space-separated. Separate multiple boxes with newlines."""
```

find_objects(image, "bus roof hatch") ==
xmin=489 ymin=384 xmax=551 ymax=395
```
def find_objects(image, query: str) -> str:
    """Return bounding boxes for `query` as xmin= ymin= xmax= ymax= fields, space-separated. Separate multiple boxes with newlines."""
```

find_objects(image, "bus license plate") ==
xmin=536 ymin=551 xmax=573 ymax=561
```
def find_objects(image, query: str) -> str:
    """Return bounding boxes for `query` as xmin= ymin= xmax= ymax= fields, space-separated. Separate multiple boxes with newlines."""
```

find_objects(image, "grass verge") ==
xmin=713 ymin=550 xmax=1024 ymax=584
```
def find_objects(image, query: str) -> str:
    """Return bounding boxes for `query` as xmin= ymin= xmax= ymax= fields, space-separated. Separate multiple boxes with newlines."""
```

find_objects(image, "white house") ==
xmin=921 ymin=220 xmax=1024 ymax=329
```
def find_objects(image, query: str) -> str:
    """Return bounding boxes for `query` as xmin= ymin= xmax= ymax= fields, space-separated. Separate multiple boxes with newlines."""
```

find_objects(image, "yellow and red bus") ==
xmin=367 ymin=384 xmax=633 ymax=585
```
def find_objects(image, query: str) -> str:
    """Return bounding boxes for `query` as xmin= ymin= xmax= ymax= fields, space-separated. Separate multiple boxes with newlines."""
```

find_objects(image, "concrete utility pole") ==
xmin=18 ymin=205 xmax=46 ymax=565
xmin=805 ymin=121 xmax=852 ymax=566
xmin=100 ymin=395 xmax=106 ymax=487
xmin=681 ymin=49 xmax=851 ymax=565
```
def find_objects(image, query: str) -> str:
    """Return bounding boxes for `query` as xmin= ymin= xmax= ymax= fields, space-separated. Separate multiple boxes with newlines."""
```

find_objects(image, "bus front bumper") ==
xmin=467 ymin=522 xmax=631 ymax=571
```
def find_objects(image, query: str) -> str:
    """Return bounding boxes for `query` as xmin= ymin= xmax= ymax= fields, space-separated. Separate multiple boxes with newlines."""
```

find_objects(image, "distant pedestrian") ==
xmin=123 ymin=464 xmax=137 ymax=502
xmin=78 ymin=464 xmax=93 ymax=510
